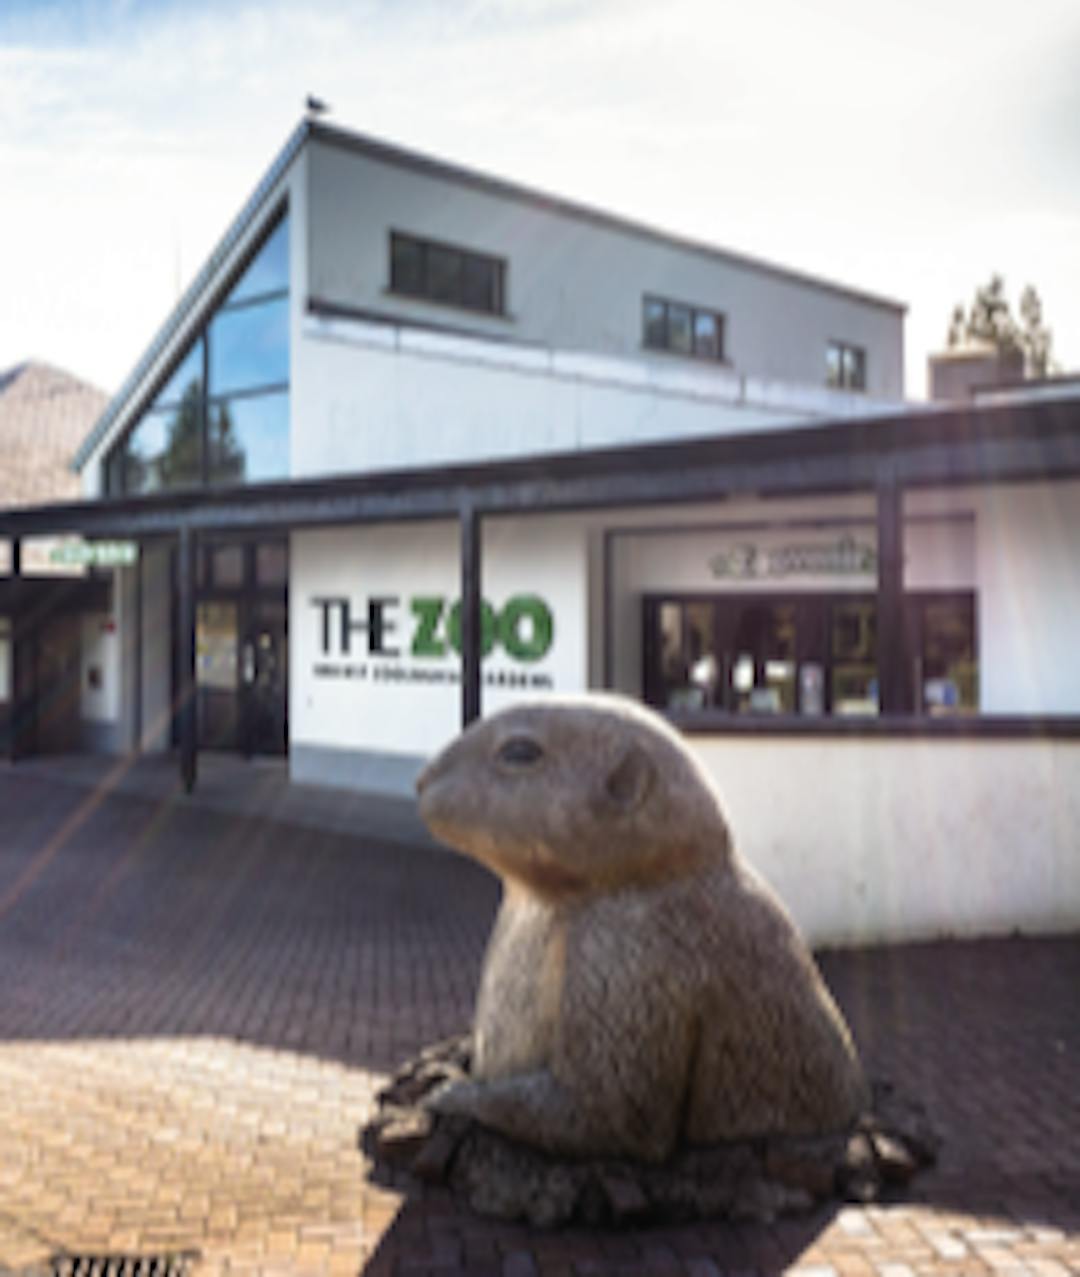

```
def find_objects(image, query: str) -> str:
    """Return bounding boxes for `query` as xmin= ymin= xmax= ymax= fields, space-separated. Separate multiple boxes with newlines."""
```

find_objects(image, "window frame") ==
xmin=642 ymin=294 xmax=727 ymax=363
xmin=103 ymin=203 xmax=290 ymax=498
xmin=388 ymin=230 xmax=507 ymax=317
xmin=642 ymin=589 xmax=978 ymax=719
xmin=826 ymin=339 xmax=868 ymax=391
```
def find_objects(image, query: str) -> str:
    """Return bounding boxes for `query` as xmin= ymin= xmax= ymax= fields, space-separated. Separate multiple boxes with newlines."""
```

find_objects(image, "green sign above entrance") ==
xmin=50 ymin=540 xmax=138 ymax=568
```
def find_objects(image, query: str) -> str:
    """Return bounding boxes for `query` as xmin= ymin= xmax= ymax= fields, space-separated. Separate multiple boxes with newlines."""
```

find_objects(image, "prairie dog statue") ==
xmin=417 ymin=695 xmax=867 ymax=1163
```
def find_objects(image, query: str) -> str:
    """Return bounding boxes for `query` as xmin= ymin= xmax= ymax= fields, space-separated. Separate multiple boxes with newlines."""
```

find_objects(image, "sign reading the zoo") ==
xmin=310 ymin=593 xmax=557 ymax=692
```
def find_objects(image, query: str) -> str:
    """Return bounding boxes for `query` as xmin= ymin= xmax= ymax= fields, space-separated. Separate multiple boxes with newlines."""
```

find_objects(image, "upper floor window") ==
xmin=104 ymin=210 xmax=290 ymax=497
xmin=826 ymin=340 xmax=867 ymax=391
xmin=643 ymin=295 xmax=725 ymax=362
xmin=389 ymin=231 xmax=506 ymax=316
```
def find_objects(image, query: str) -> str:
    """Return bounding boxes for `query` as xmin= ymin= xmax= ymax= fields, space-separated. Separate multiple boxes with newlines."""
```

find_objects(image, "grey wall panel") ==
xmin=307 ymin=140 xmax=904 ymax=398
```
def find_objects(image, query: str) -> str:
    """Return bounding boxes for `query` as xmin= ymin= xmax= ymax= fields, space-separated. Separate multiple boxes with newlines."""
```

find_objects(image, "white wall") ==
xmin=692 ymin=735 xmax=1080 ymax=947
xmin=290 ymin=515 xmax=587 ymax=777
xmin=976 ymin=480 xmax=1080 ymax=714
xmin=79 ymin=613 xmax=120 ymax=723
xmin=290 ymin=313 xmax=898 ymax=482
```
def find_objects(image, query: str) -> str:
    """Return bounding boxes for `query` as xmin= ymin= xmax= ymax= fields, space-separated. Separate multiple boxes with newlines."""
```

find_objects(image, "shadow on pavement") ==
xmin=2 ymin=767 xmax=1078 ymax=1274
xmin=0 ymin=768 xmax=497 ymax=1074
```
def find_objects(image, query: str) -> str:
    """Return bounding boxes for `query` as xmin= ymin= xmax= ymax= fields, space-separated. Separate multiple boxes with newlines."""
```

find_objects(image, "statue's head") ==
xmin=416 ymin=694 xmax=733 ymax=899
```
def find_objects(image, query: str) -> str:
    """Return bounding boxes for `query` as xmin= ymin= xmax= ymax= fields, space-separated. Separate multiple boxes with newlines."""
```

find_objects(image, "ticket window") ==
xmin=645 ymin=595 xmax=818 ymax=717
xmin=911 ymin=595 xmax=978 ymax=714
xmin=643 ymin=592 xmax=978 ymax=718
xmin=830 ymin=599 xmax=879 ymax=716
xmin=655 ymin=601 xmax=721 ymax=711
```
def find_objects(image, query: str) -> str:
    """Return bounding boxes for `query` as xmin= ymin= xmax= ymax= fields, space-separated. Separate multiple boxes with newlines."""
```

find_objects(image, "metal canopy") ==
xmin=5 ymin=392 xmax=1079 ymax=790
xmin=3 ymin=393 xmax=1080 ymax=544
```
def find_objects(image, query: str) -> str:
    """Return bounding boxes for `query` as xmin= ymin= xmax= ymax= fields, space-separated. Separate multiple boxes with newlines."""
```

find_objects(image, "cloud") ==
xmin=2 ymin=0 xmax=1079 ymax=396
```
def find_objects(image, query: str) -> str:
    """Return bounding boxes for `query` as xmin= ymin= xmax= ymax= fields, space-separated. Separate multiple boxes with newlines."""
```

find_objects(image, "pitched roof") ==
xmin=0 ymin=362 xmax=108 ymax=510
xmin=75 ymin=117 xmax=907 ymax=474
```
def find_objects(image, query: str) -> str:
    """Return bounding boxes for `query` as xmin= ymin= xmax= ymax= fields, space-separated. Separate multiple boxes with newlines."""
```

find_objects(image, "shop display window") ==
xmin=643 ymin=591 xmax=977 ymax=718
xmin=830 ymin=599 xmax=878 ymax=716
xmin=913 ymin=595 xmax=978 ymax=714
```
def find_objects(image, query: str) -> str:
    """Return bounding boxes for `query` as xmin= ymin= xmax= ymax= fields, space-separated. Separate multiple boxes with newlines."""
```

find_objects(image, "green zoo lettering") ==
xmin=446 ymin=600 xmax=498 ymax=658
xmin=410 ymin=597 xmax=447 ymax=657
xmin=497 ymin=595 xmax=554 ymax=662
xmin=409 ymin=595 xmax=554 ymax=661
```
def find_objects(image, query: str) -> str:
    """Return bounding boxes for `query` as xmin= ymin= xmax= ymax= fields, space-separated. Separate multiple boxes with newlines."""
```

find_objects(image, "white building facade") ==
xmin=5 ymin=119 xmax=1078 ymax=947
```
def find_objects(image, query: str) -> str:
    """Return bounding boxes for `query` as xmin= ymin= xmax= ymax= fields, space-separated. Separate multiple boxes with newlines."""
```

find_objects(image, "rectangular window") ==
xmin=826 ymin=340 xmax=867 ymax=390
xmin=644 ymin=591 xmax=977 ymax=718
xmin=693 ymin=310 xmax=721 ymax=359
xmin=209 ymin=544 xmax=245 ymax=589
xmin=207 ymin=391 xmax=289 ymax=488
xmin=830 ymin=599 xmax=879 ymax=715
xmin=209 ymin=296 xmax=289 ymax=397
xmin=389 ymin=231 xmax=506 ymax=316
xmin=642 ymin=295 xmax=725 ymax=362
xmin=911 ymin=594 xmax=978 ymax=714
xmin=123 ymin=404 xmax=203 ymax=495
xmin=255 ymin=541 xmax=288 ymax=588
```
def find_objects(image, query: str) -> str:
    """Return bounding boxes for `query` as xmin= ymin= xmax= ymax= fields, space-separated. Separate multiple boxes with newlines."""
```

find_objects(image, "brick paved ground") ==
xmin=0 ymin=765 xmax=1077 ymax=1276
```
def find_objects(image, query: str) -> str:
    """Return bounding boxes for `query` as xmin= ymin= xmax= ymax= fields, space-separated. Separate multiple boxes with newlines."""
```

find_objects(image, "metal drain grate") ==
xmin=48 ymin=1255 xmax=198 ymax=1277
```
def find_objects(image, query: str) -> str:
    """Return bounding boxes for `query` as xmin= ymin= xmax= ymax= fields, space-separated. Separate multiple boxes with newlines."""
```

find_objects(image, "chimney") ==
xmin=927 ymin=342 xmax=1025 ymax=403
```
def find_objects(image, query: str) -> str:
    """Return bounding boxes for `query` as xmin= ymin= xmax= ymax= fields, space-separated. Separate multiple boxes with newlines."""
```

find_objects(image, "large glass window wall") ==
xmin=105 ymin=210 xmax=290 ymax=496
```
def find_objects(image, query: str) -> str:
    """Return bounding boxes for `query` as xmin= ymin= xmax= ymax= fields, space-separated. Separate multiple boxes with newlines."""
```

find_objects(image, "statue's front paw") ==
xmin=424 ymin=1077 xmax=483 ymax=1121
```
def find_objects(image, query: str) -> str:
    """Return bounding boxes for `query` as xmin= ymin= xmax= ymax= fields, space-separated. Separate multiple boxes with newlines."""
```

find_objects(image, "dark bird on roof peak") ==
xmin=306 ymin=95 xmax=330 ymax=116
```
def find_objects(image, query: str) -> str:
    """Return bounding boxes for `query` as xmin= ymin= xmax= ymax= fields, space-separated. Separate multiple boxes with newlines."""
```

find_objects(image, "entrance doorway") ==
xmin=247 ymin=600 xmax=288 ymax=756
xmin=35 ymin=614 xmax=82 ymax=753
xmin=182 ymin=538 xmax=288 ymax=758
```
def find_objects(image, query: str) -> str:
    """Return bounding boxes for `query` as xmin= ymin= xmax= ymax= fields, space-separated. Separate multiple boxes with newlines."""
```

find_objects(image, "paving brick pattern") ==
xmin=0 ymin=766 xmax=1077 ymax=1276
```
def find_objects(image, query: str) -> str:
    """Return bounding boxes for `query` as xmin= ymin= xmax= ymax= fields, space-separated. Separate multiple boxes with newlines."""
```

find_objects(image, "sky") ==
xmin=2 ymin=0 xmax=1079 ymax=402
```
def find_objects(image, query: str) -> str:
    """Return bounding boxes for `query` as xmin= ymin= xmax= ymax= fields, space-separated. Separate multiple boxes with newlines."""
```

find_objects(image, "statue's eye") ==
xmin=496 ymin=736 xmax=544 ymax=767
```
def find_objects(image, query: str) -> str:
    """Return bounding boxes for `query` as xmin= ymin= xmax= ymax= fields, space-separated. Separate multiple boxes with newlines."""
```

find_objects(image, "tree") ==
xmin=1018 ymin=285 xmax=1053 ymax=379
xmin=157 ymin=382 xmax=203 ymax=488
xmin=155 ymin=385 xmax=246 ymax=488
xmin=947 ymin=275 xmax=1055 ymax=379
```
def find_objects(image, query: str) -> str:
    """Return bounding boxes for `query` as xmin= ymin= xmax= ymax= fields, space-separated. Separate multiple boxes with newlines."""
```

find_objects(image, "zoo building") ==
xmin=2 ymin=118 xmax=1078 ymax=947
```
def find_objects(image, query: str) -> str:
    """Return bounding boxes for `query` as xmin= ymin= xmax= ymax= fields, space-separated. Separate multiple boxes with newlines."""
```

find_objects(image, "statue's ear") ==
xmin=602 ymin=744 xmax=655 ymax=815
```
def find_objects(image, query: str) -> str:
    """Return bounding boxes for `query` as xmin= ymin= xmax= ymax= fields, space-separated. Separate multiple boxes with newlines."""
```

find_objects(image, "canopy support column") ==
xmin=460 ymin=502 xmax=482 ymax=728
xmin=876 ymin=474 xmax=908 ymax=715
xmin=177 ymin=526 xmax=198 ymax=792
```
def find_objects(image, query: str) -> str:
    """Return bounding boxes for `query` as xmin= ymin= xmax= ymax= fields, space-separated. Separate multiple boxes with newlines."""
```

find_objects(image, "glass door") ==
xmin=243 ymin=600 xmax=288 ymax=756
xmin=196 ymin=601 xmax=240 ymax=750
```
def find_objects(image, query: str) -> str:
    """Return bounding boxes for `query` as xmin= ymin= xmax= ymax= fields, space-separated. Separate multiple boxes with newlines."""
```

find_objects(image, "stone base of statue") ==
xmin=362 ymin=1036 xmax=939 ymax=1229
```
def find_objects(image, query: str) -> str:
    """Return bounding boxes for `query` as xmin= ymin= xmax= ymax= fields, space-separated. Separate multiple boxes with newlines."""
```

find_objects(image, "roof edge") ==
xmin=73 ymin=118 xmax=312 ymax=472
xmin=308 ymin=119 xmax=908 ymax=316
xmin=75 ymin=114 xmax=907 ymax=476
